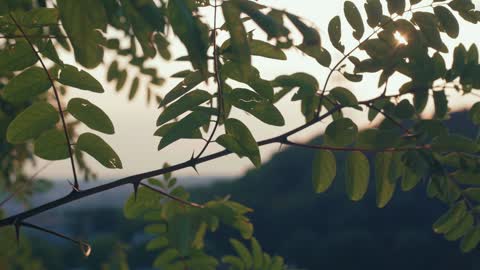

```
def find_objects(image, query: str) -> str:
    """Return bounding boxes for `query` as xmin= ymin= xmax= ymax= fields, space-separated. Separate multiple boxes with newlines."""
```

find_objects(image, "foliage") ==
xmin=1 ymin=0 xmax=480 ymax=268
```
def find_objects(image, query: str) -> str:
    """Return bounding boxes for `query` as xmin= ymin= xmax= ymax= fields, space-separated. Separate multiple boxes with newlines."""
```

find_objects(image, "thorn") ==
xmin=189 ymin=152 xmax=199 ymax=175
xmin=14 ymin=219 xmax=20 ymax=244
xmin=67 ymin=179 xmax=80 ymax=193
xmin=278 ymin=143 xmax=283 ymax=151
xmin=133 ymin=182 xmax=140 ymax=202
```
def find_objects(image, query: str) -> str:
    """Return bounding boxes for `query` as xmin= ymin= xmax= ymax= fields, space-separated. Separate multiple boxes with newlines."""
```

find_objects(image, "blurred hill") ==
xmin=191 ymin=110 xmax=480 ymax=270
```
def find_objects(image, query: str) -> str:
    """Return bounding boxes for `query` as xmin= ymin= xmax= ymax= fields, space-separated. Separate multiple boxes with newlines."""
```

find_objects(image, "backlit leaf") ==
xmin=217 ymin=118 xmax=261 ymax=167
xmin=34 ymin=129 xmax=69 ymax=160
xmin=67 ymin=98 xmax=114 ymax=134
xmin=7 ymin=102 xmax=59 ymax=144
xmin=345 ymin=151 xmax=370 ymax=201
xmin=324 ymin=118 xmax=358 ymax=147
xmin=58 ymin=64 xmax=104 ymax=93
xmin=3 ymin=67 xmax=50 ymax=104
xmin=312 ymin=150 xmax=336 ymax=193
xmin=77 ymin=132 xmax=122 ymax=169
xmin=157 ymin=90 xmax=211 ymax=126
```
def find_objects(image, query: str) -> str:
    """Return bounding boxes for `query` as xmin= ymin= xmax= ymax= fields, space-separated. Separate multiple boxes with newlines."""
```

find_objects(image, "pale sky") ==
xmin=31 ymin=0 xmax=480 ymax=182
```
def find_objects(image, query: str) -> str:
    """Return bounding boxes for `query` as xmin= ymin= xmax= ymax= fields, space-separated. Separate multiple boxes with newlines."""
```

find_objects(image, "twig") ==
xmin=0 ymin=163 xmax=52 ymax=208
xmin=20 ymin=222 xmax=91 ymax=256
xmin=9 ymin=14 xmax=79 ymax=190
xmin=283 ymin=140 xmax=431 ymax=153
xmin=366 ymin=103 xmax=412 ymax=135
xmin=0 ymin=35 xmax=67 ymax=39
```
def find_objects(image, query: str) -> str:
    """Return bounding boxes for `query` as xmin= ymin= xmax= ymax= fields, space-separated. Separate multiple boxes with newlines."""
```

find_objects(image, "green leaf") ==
xmin=158 ymin=111 xmax=210 ymax=150
xmin=230 ymin=88 xmax=285 ymax=126
xmin=217 ymin=118 xmax=261 ymax=167
xmin=7 ymin=102 xmax=59 ymax=144
xmin=58 ymin=64 xmax=104 ymax=93
xmin=365 ymin=0 xmax=383 ymax=28
xmin=77 ymin=132 xmax=122 ymax=169
xmin=223 ymin=1 xmax=251 ymax=81
xmin=3 ymin=67 xmax=50 ymax=104
xmin=312 ymin=150 xmax=336 ymax=193
xmin=274 ymin=72 xmax=318 ymax=100
xmin=40 ymin=39 xmax=63 ymax=66
xmin=345 ymin=151 xmax=370 ymax=201
xmin=67 ymin=98 xmax=114 ymax=134
xmin=119 ymin=0 xmax=157 ymax=59
xmin=434 ymin=6 xmax=459 ymax=38
xmin=286 ymin=13 xmax=328 ymax=66
xmin=129 ymin=77 xmax=139 ymax=100
xmin=161 ymin=71 xmax=205 ymax=106
xmin=328 ymin=87 xmax=360 ymax=109
xmin=412 ymin=12 xmax=447 ymax=52
xmin=222 ymin=256 xmax=245 ymax=270
xmin=230 ymin=239 xmax=253 ymax=269
xmin=57 ymin=0 xmax=106 ymax=68
xmin=342 ymin=72 xmax=363 ymax=82
xmin=251 ymin=238 xmax=263 ymax=270
xmin=386 ymin=0 xmax=405 ymax=15
xmin=445 ymin=213 xmax=474 ymax=241
xmin=394 ymin=99 xmax=415 ymax=119
xmin=324 ymin=118 xmax=358 ymax=147
xmin=375 ymin=152 xmax=396 ymax=208
xmin=467 ymin=44 xmax=478 ymax=65
xmin=464 ymin=188 xmax=480 ymax=202
xmin=431 ymin=134 xmax=479 ymax=153
xmin=452 ymin=171 xmax=480 ymax=185
xmin=34 ymin=129 xmax=69 ymax=160
xmin=469 ymin=102 xmax=480 ymax=125
xmin=237 ymin=1 xmax=289 ymax=39
xmin=328 ymin=16 xmax=344 ymax=53
xmin=157 ymin=90 xmax=211 ymax=126
xmin=460 ymin=226 xmax=480 ymax=253
xmin=433 ymin=90 xmax=448 ymax=119
xmin=344 ymin=1 xmax=364 ymax=40
xmin=0 ymin=40 xmax=37 ymax=72
xmin=433 ymin=201 xmax=467 ymax=234
xmin=168 ymin=0 xmax=209 ymax=78
xmin=154 ymin=123 xmax=202 ymax=139
xmin=249 ymin=40 xmax=287 ymax=60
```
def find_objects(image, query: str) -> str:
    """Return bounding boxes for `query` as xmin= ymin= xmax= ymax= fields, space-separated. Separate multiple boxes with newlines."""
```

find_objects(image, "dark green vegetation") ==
xmin=2 ymin=0 xmax=480 ymax=269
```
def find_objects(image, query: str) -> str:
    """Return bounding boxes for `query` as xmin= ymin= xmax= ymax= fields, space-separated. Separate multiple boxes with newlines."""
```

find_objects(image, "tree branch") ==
xmin=0 ymin=105 xmax=342 ymax=228
xmin=283 ymin=139 xmax=431 ymax=153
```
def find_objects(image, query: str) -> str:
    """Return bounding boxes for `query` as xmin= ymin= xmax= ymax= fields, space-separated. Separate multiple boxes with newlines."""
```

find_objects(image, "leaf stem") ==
xmin=9 ymin=13 xmax=79 ymax=190
xmin=195 ymin=0 xmax=223 ymax=161
xmin=139 ymin=182 xmax=204 ymax=208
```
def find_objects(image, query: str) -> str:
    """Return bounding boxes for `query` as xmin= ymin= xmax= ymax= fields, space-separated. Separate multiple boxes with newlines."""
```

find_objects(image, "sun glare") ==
xmin=394 ymin=31 xmax=408 ymax=46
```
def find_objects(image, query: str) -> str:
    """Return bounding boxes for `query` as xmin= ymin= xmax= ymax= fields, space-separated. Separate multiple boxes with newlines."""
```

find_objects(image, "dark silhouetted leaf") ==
xmin=344 ymin=1 xmax=364 ymax=40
